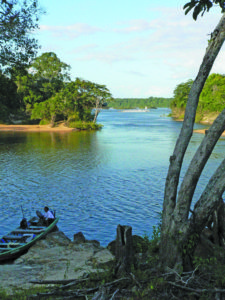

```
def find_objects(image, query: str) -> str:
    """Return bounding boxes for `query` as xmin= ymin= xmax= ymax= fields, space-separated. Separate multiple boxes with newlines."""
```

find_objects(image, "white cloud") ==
xmin=40 ymin=23 xmax=102 ymax=38
xmin=126 ymin=70 xmax=147 ymax=77
xmin=75 ymin=52 xmax=136 ymax=63
xmin=69 ymin=44 xmax=98 ymax=54
xmin=114 ymin=19 xmax=154 ymax=33
xmin=38 ymin=5 xmax=225 ymax=97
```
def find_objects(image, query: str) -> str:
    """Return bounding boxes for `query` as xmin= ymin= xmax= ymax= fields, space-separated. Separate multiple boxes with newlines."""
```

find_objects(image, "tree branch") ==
xmin=162 ymin=13 xmax=225 ymax=222
xmin=190 ymin=157 xmax=225 ymax=233
xmin=175 ymin=108 xmax=225 ymax=221
xmin=168 ymin=281 xmax=225 ymax=294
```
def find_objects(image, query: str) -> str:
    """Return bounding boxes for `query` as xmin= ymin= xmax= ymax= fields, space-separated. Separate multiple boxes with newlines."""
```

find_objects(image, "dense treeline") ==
xmin=0 ymin=1 xmax=112 ymax=129
xmin=108 ymin=97 xmax=172 ymax=109
xmin=170 ymin=73 xmax=225 ymax=122
xmin=0 ymin=52 xmax=112 ymax=129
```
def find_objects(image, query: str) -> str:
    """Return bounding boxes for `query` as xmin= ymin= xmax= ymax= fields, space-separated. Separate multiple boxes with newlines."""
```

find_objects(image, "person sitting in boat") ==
xmin=43 ymin=206 xmax=55 ymax=225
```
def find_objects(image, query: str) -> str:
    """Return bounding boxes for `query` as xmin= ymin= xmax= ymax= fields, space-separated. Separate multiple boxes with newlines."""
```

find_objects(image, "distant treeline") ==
xmin=108 ymin=97 xmax=172 ymax=109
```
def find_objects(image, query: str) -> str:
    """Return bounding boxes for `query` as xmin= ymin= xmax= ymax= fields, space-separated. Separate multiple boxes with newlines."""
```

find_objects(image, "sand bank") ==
xmin=194 ymin=129 xmax=225 ymax=137
xmin=0 ymin=123 xmax=78 ymax=132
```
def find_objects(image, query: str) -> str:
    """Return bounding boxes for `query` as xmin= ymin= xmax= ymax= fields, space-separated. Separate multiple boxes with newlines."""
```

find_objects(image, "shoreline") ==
xmin=0 ymin=123 xmax=78 ymax=132
xmin=194 ymin=129 xmax=225 ymax=137
xmin=1 ymin=123 xmax=225 ymax=137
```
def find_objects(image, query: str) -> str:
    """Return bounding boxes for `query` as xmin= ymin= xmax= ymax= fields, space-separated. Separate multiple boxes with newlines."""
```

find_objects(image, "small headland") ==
xmin=171 ymin=110 xmax=225 ymax=136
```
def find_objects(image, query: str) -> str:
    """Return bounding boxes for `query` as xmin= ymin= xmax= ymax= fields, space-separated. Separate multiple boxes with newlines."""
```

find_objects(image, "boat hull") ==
xmin=0 ymin=217 xmax=59 ymax=263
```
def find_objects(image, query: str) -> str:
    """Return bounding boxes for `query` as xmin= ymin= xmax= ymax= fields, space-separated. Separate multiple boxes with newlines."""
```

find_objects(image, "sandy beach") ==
xmin=0 ymin=122 xmax=78 ymax=132
xmin=0 ymin=124 xmax=224 ymax=136
xmin=194 ymin=129 xmax=225 ymax=137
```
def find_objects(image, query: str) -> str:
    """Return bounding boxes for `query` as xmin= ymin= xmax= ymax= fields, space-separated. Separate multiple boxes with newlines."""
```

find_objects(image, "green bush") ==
xmin=68 ymin=121 xmax=103 ymax=130
xmin=39 ymin=119 xmax=50 ymax=125
xmin=83 ymin=109 xmax=94 ymax=122
xmin=0 ymin=105 xmax=9 ymax=123
xmin=68 ymin=113 xmax=80 ymax=122
xmin=195 ymin=112 xmax=203 ymax=123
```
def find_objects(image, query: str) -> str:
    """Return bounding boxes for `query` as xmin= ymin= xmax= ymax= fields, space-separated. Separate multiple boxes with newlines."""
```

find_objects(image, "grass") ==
xmin=0 ymin=286 xmax=53 ymax=300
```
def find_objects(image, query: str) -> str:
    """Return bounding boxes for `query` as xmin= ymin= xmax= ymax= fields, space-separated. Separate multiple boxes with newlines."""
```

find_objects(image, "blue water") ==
xmin=0 ymin=108 xmax=224 ymax=246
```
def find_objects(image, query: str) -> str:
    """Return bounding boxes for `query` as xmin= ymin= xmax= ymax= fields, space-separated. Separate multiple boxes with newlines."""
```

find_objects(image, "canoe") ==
xmin=0 ymin=214 xmax=59 ymax=262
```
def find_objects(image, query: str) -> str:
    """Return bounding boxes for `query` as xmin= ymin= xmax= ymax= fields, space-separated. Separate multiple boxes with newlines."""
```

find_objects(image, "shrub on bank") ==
xmin=68 ymin=120 xmax=103 ymax=130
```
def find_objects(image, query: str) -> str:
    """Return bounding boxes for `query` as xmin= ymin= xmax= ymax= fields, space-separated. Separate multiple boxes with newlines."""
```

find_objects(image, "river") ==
xmin=0 ymin=108 xmax=224 ymax=246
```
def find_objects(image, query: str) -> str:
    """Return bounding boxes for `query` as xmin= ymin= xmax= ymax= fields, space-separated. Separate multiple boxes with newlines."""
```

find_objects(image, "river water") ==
xmin=0 ymin=108 xmax=224 ymax=246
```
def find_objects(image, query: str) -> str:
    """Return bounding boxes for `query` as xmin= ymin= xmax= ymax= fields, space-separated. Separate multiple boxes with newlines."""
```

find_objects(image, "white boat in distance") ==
xmin=121 ymin=106 xmax=149 ymax=112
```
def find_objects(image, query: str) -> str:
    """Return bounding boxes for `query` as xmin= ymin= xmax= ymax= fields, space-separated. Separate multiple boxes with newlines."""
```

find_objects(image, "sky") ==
xmin=35 ymin=0 xmax=225 ymax=98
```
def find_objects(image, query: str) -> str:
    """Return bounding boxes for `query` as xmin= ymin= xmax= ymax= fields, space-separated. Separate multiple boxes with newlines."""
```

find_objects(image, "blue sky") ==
xmin=36 ymin=0 xmax=224 ymax=98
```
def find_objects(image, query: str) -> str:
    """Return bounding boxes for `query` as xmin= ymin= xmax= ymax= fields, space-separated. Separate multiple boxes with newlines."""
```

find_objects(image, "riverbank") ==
xmin=171 ymin=109 xmax=225 ymax=136
xmin=194 ymin=129 xmax=225 ymax=137
xmin=0 ymin=122 xmax=78 ymax=132
xmin=171 ymin=108 xmax=219 ymax=124
xmin=0 ymin=231 xmax=115 ymax=296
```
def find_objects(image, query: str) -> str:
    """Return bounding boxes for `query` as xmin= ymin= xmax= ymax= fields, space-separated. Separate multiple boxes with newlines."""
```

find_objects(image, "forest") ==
xmin=108 ymin=97 xmax=172 ymax=109
xmin=0 ymin=52 xmax=113 ymax=130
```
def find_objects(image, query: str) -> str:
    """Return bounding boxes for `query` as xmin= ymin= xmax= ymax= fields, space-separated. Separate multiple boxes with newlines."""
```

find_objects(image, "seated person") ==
xmin=43 ymin=206 xmax=55 ymax=225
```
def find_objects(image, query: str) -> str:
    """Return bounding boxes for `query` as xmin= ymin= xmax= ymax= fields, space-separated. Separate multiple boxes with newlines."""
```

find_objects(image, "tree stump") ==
xmin=114 ymin=225 xmax=133 ymax=277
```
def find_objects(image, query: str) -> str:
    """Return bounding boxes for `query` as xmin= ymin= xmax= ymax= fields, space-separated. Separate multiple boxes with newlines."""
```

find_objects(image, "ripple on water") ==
xmin=0 ymin=109 xmax=224 ymax=245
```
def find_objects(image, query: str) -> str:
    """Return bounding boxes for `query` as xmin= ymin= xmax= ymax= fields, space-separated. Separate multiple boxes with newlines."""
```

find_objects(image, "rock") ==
xmin=73 ymin=233 xmax=101 ymax=248
xmin=107 ymin=240 xmax=116 ymax=256
xmin=73 ymin=232 xmax=86 ymax=244
xmin=85 ymin=239 xmax=101 ymax=247
xmin=92 ymin=249 xmax=115 ymax=267
xmin=0 ymin=231 xmax=115 ymax=296
xmin=45 ymin=231 xmax=71 ymax=246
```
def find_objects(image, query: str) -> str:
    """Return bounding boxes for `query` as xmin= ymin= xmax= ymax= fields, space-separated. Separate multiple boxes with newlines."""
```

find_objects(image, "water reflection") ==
xmin=0 ymin=108 xmax=224 ymax=245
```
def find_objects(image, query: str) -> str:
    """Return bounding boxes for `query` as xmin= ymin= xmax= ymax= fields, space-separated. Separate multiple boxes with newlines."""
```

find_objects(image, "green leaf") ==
xmin=184 ymin=6 xmax=195 ymax=15
xmin=193 ymin=5 xmax=202 ymax=20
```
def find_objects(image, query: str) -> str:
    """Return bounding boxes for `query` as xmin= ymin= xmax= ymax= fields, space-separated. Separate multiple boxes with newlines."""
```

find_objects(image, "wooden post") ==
xmin=114 ymin=225 xmax=133 ymax=277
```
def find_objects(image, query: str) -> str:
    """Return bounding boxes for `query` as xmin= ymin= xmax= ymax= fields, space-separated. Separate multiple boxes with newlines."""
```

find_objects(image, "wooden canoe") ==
xmin=0 ymin=215 xmax=59 ymax=262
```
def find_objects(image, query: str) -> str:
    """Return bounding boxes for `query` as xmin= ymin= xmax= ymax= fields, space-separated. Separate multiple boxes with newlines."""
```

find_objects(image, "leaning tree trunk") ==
xmin=160 ymin=13 xmax=225 ymax=271
xmin=93 ymin=97 xmax=102 ymax=123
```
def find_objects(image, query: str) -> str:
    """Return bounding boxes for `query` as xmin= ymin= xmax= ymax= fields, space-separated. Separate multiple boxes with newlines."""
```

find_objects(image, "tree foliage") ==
xmin=1 ymin=49 xmax=112 ymax=126
xmin=0 ymin=70 xmax=19 ymax=109
xmin=0 ymin=0 xmax=42 ymax=72
xmin=31 ymin=77 xmax=112 ymax=123
xmin=199 ymin=73 xmax=225 ymax=112
xmin=184 ymin=0 xmax=225 ymax=20
xmin=170 ymin=80 xmax=194 ymax=109
xmin=170 ymin=73 xmax=225 ymax=114
xmin=17 ymin=52 xmax=71 ymax=107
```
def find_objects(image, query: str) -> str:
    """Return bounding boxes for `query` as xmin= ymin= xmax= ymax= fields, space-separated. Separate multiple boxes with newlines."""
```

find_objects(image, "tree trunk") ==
xmin=50 ymin=114 xmax=56 ymax=127
xmin=93 ymin=97 xmax=101 ymax=123
xmin=160 ymin=13 xmax=225 ymax=270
